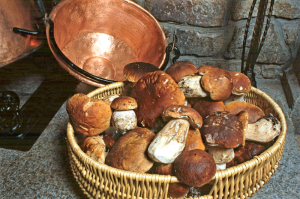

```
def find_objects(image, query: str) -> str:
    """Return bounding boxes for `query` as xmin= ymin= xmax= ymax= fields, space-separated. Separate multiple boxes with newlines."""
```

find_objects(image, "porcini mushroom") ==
xmin=178 ymin=74 xmax=209 ymax=98
xmin=165 ymin=61 xmax=198 ymax=83
xmin=66 ymin=93 xmax=112 ymax=136
xmin=174 ymin=149 xmax=216 ymax=187
xmin=200 ymin=68 xmax=233 ymax=101
xmin=223 ymin=71 xmax=251 ymax=104
xmin=245 ymin=113 xmax=281 ymax=143
xmin=111 ymin=96 xmax=138 ymax=134
xmin=81 ymin=135 xmax=107 ymax=164
xmin=131 ymin=71 xmax=185 ymax=129
xmin=192 ymin=97 xmax=225 ymax=118
xmin=105 ymin=127 xmax=155 ymax=173
xmin=123 ymin=62 xmax=160 ymax=82
xmin=148 ymin=105 xmax=203 ymax=164
xmin=225 ymin=101 xmax=265 ymax=124
xmin=201 ymin=111 xmax=244 ymax=149
xmin=198 ymin=65 xmax=215 ymax=75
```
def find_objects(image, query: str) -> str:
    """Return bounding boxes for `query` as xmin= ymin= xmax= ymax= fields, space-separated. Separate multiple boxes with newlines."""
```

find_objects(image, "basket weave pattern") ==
xmin=66 ymin=82 xmax=286 ymax=199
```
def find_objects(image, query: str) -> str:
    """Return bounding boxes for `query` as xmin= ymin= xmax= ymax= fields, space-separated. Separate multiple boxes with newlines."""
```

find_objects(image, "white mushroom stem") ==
xmin=206 ymin=145 xmax=234 ymax=164
xmin=148 ymin=119 xmax=190 ymax=164
xmin=245 ymin=114 xmax=281 ymax=143
xmin=178 ymin=74 xmax=208 ymax=98
xmin=111 ymin=110 xmax=137 ymax=134
xmin=216 ymin=163 xmax=227 ymax=171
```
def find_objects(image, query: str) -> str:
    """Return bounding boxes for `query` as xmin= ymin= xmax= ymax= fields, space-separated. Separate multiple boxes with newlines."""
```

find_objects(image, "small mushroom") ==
xmin=197 ymin=65 xmax=215 ymax=75
xmin=183 ymin=128 xmax=205 ymax=152
xmin=148 ymin=105 xmax=203 ymax=164
xmin=178 ymin=74 xmax=209 ymax=98
xmin=245 ymin=113 xmax=281 ymax=143
xmin=200 ymin=68 xmax=233 ymax=101
xmin=81 ymin=135 xmax=107 ymax=164
xmin=111 ymin=96 xmax=138 ymax=134
xmin=206 ymin=145 xmax=234 ymax=164
xmin=165 ymin=61 xmax=198 ymax=83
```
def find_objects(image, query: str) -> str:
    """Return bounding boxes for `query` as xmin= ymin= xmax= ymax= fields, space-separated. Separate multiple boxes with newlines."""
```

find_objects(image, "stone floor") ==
xmin=0 ymin=46 xmax=299 ymax=198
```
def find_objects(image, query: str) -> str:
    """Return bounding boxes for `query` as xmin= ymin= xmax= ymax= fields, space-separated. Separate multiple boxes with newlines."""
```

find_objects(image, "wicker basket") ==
xmin=66 ymin=82 xmax=287 ymax=199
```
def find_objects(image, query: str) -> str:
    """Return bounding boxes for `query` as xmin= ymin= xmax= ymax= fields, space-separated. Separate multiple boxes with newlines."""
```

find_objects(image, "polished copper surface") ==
xmin=0 ymin=0 xmax=43 ymax=67
xmin=46 ymin=0 xmax=167 ymax=87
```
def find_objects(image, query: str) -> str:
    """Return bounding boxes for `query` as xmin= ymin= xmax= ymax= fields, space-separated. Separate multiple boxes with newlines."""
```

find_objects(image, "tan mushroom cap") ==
xmin=162 ymin=105 xmax=203 ymax=129
xmin=131 ymin=71 xmax=185 ymax=128
xmin=198 ymin=65 xmax=215 ymax=75
xmin=66 ymin=93 xmax=112 ymax=136
xmin=174 ymin=149 xmax=216 ymax=187
xmin=111 ymin=96 xmax=137 ymax=110
xmin=228 ymin=71 xmax=251 ymax=95
xmin=165 ymin=61 xmax=198 ymax=82
xmin=192 ymin=97 xmax=225 ymax=118
xmin=201 ymin=68 xmax=233 ymax=101
xmin=201 ymin=111 xmax=244 ymax=148
xmin=183 ymin=128 xmax=205 ymax=152
xmin=123 ymin=62 xmax=160 ymax=82
xmin=224 ymin=101 xmax=265 ymax=124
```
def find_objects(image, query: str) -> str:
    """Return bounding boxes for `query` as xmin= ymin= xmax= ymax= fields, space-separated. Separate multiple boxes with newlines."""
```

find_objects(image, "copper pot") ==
xmin=0 ymin=0 xmax=43 ymax=67
xmin=44 ymin=0 xmax=169 ymax=87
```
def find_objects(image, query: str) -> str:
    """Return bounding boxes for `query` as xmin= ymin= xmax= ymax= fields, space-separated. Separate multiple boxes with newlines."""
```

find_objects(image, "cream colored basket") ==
xmin=66 ymin=82 xmax=287 ymax=199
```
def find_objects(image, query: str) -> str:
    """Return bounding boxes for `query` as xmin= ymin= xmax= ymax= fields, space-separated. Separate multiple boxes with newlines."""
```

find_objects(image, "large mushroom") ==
xmin=110 ymin=96 xmax=138 ymax=134
xmin=225 ymin=101 xmax=265 ymax=123
xmin=131 ymin=70 xmax=185 ymax=129
xmin=165 ymin=61 xmax=198 ymax=83
xmin=174 ymin=149 xmax=216 ymax=187
xmin=66 ymin=93 xmax=112 ymax=136
xmin=105 ymin=127 xmax=155 ymax=173
xmin=148 ymin=105 xmax=203 ymax=164
xmin=192 ymin=97 xmax=225 ymax=118
xmin=201 ymin=111 xmax=244 ymax=170
xmin=123 ymin=62 xmax=160 ymax=83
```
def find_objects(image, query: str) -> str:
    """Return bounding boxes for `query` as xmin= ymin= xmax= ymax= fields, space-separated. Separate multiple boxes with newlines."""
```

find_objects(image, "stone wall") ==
xmin=132 ymin=0 xmax=300 ymax=80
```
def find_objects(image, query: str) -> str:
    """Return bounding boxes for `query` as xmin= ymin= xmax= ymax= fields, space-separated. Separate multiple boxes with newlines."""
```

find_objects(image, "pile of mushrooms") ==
xmin=66 ymin=61 xmax=281 ymax=198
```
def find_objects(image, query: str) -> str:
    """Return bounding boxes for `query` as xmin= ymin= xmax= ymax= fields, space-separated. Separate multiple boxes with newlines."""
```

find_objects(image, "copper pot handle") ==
xmin=12 ymin=19 xmax=181 ymax=84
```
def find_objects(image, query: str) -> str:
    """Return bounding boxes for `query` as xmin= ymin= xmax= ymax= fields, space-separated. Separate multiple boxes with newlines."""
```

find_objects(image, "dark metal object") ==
xmin=241 ymin=0 xmax=275 ymax=87
xmin=0 ymin=91 xmax=23 ymax=135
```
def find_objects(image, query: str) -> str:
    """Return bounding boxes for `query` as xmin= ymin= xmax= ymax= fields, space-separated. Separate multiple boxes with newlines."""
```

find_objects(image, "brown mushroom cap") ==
xmin=201 ymin=111 xmax=244 ymax=148
xmin=110 ymin=96 xmax=137 ymax=110
xmin=183 ymin=128 xmax=205 ymax=152
xmin=198 ymin=65 xmax=215 ymax=75
xmin=105 ymin=127 xmax=155 ymax=173
xmin=224 ymin=101 xmax=265 ymax=123
xmin=123 ymin=62 xmax=160 ymax=82
xmin=131 ymin=71 xmax=185 ymax=128
xmin=226 ymin=142 xmax=266 ymax=168
xmin=162 ymin=105 xmax=203 ymax=129
xmin=66 ymin=93 xmax=112 ymax=136
xmin=228 ymin=71 xmax=251 ymax=95
xmin=192 ymin=98 xmax=225 ymax=118
xmin=165 ymin=61 xmax=198 ymax=82
xmin=154 ymin=163 xmax=191 ymax=198
xmin=201 ymin=68 xmax=233 ymax=101
xmin=174 ymin=149 xmax=216 ymax=187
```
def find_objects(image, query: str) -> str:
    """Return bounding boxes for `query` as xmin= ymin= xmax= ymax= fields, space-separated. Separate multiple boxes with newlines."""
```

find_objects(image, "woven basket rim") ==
xmin=67 ymin=81 xmax=287 ymax=184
